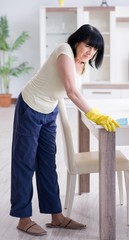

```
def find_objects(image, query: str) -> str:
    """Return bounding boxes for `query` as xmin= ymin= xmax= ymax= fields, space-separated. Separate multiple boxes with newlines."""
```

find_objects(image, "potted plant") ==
xmin=0 ymin=16 xmax=33 ymax=107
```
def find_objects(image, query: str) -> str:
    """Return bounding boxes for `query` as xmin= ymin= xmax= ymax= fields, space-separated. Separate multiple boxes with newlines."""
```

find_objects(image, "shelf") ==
xmin=116 ymin=17 xmax=129 ymax=22
xmin=44 ymin=7 xmax=77 ymax=13
xmin=82 ymin=83 xmax=129 ymax=89
xmin=84 ymin=6 xmax=115 ymax=11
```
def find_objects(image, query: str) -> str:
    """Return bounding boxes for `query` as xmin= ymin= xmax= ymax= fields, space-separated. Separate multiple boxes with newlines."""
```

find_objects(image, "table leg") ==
xmin=78 ymin=111 xmax=90 ymax=194
xmin=99 ymin=129 xmax=116 ymax=240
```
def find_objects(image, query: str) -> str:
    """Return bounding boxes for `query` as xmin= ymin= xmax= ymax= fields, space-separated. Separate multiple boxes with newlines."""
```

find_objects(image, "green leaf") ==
xmin=11 ymin=32 xmax=30 ymax=51
xmin=0 ymin=16 xmax=10 ymax=51
xmin=0 ymin=16 xmax=9 ymax=38
xmin=10 ymin=62 xmax=33 ymax=77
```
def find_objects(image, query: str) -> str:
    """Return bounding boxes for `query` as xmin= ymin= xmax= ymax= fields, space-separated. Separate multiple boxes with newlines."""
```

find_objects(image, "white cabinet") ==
xmin=82 ymin=6 xmax=129 ymax=85
xmin=83 ymin=89 xmax=121 ymax=99
xmin=115 ymin=7 xmax=129 ymax=83
xmin=40 ymin=7 xmax=84 ymax=65
xmin=82 ymin=84 xmax=129 ymax=100
xmin=82 ymin=7 xmax=116 ymax=84
xmin=40 ymin=6 xmax=129 ymax=86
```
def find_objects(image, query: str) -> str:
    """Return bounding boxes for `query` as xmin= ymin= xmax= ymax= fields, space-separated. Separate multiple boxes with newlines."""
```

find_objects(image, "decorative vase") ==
xmin=58 ymin=0 xmax=64 ymax=7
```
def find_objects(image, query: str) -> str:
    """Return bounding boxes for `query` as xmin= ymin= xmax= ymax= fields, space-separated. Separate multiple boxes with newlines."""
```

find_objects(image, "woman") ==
xmin=10 ymin=24 xmax=120 ymax=236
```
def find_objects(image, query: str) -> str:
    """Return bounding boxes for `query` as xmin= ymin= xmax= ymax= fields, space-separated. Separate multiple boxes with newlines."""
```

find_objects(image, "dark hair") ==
xmin=67 ymin=24 xmax=104 ymax=68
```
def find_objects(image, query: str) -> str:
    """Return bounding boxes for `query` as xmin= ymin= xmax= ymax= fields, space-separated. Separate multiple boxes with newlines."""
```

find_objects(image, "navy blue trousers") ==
xmin=10 ymin=94 xmax=62 ymax=217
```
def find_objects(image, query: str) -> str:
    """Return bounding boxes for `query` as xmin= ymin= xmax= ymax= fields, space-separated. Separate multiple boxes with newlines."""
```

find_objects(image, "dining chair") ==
xmin=58 ymin=98 xmax=129 ymax=225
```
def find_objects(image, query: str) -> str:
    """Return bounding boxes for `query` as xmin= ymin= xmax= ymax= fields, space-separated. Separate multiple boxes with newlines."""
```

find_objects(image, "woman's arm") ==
xmin=57 ymin=54 xmax=91 ymax=113
xmin=57 ymin=54 xmax=120 ymax=132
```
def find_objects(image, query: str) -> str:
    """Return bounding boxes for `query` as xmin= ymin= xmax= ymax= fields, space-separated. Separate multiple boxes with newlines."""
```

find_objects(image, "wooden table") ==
xmin=78 ymin=99 xmax=129 ymax=240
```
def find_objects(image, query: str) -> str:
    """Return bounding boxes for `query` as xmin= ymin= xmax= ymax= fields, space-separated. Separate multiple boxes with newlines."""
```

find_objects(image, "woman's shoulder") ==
xmin=55 ymin=42 xmax=74 ymax=59
xmin=56 ymin=42 xmax=72 ymax=51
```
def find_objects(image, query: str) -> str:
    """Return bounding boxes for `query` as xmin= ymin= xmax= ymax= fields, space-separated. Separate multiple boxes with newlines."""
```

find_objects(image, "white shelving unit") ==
xmin=82 ymin=7 xmax=116 ymax=84
xmin=40 ymin=6 xmax=84 ymax=65
xmin=115 ymin=7 xmax=129 ymax=83
xmin=81 ymin=6 xmax=129 ymax=99
xmin=39 ymin=6 xmax=129 ymax=100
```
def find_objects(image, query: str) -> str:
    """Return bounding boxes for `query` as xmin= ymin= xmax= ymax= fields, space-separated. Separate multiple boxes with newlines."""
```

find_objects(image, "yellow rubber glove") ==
xmin=85 ymin=108 xmax=120 ymax=132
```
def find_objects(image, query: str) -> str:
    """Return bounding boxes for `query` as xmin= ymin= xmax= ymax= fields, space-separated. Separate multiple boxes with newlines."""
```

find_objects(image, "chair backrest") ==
xmin=58 ymin=99 xmax=76 ymax=173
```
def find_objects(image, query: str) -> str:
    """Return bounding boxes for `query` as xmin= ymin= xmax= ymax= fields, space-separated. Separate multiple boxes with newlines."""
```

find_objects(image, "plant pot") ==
xmin=0 ymin=94 xmax=12 ymax=107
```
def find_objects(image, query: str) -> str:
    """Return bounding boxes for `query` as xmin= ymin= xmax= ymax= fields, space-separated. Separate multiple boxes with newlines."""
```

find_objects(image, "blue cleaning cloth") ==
xmin=116 ymin=118 xmax=128 ymax=126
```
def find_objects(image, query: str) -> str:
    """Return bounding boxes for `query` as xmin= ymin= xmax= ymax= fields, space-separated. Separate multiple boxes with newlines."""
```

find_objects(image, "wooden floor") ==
xmin=1 ymin=104 xmax=129 ymax=240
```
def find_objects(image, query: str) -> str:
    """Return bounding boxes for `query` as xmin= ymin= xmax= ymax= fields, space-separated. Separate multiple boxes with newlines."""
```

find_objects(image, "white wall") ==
xmin=0 ymin=0 xmax=129 ymax=97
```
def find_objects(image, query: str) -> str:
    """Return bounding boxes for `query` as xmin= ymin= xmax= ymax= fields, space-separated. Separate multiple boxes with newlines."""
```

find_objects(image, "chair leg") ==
xmin=65 ymin=174 xmax=76 ymax=217
xmin=124 ymin=171 xmax=129 ymax=225
xmin=117 ymin=171 xmax=123 ymax=205
xmin=64 ymin=171 xmax=70 ymax=209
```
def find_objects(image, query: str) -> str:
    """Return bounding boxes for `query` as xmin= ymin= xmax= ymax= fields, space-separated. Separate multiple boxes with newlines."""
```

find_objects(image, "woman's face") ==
xmin=75 ymin=42 xmax=98 ymax=63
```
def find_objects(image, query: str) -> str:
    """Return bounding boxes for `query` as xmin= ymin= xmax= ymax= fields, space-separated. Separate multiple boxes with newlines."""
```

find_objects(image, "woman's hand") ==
xmin=85 ymin=108 xmax=120 ymax=132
